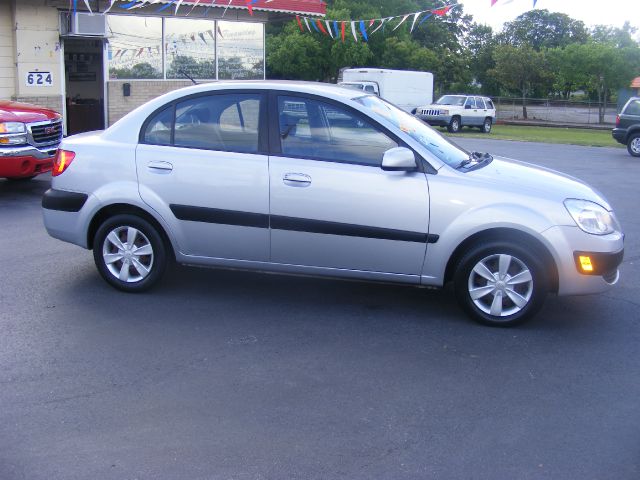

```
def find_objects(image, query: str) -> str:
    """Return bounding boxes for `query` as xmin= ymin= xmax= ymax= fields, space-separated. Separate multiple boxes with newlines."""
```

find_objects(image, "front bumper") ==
xmin=611 ymin=128 xmax=626 ymax=144
xmin=541 ymin=225 xmax=624 ymax=295
xmin=417 ymin=115 xmax=452 ymax=127
xmin=0 ymin=144 xmax=58 ymax=178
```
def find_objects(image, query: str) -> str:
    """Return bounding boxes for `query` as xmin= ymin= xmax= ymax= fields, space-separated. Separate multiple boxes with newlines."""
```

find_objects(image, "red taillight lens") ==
xmin=616 ymin=115 xmax=620 ymax=127
xmin=52 ymin=149 xmax=76 ymax=177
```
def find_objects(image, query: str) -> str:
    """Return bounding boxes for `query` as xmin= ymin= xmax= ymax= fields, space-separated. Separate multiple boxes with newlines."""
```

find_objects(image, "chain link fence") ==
xmin=494 ymin=97 xmax=618 ymax=125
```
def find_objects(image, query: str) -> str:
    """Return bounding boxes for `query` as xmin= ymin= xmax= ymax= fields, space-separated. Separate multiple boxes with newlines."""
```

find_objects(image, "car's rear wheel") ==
xmin=447 ymin=116 xmax=461 ymax=133
xmin=453 ymin=242 xmax=549 ymax=327
xmin=93 ymin=214 xmax=167 ymax=292
xmin=481 ymin=117 xmax=492 ymax=134
xmin=627 ymin=133 xmax=640 ymax=157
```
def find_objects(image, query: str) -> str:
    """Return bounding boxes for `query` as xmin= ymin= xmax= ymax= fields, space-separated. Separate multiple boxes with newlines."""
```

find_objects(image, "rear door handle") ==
xmin=147 ymin=161 xmax=173 ymax=173
xmin=283 ymin=173 xmax=311 ymax=187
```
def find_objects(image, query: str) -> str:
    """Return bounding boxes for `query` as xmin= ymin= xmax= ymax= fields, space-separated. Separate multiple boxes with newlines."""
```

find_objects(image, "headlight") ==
xmin=564 ymin=199 xmax=620 ymax=235
xmin=0 ymin=122 xmax=26 ymax=134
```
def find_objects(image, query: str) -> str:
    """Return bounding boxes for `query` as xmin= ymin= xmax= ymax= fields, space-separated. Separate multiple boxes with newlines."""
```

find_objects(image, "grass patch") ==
xmin=442 ymin=124 xmax=621 ymax=148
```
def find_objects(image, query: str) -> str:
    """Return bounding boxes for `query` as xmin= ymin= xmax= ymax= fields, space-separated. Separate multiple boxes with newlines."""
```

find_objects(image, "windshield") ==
xmin=355 ymin=95 xmax=468 ymax=168
xmin=435 ymin=95 xmax=466 ymax=106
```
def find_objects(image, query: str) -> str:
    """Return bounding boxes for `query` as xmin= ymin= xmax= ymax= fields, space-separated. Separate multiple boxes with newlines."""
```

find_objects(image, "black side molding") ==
xmin=42 ymin=189 xmax=88 ymax=212
xmin=170 ymin=204 xmax=269 ymax=229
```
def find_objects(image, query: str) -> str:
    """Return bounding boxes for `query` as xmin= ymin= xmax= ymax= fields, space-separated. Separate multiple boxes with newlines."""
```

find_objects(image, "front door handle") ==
xmin=283 ymin=173 xmax=311 ymax=187
xmin=147 ymin=161 xmax=173 ymax=173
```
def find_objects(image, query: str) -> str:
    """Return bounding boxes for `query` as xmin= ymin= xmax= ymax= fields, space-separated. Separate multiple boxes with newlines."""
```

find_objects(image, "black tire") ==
xmin=481 ymin=117 xmax=492 ymax=134
xmin=453 ymin=241 xmax=549 ymax=327
xmin=627 ymin=133 xmax=640 ymax=157
xmin=6 ymin=175 xmax=37 ymax=182
xmin=93 ymin=214 xmax=167 ymax=293
xmin=447 ymin=116 xmax=461 ymax=133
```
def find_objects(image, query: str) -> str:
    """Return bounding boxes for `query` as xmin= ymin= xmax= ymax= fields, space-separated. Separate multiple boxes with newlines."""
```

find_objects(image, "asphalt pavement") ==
xmin=0 ymin=139 xmax=638 ymax=479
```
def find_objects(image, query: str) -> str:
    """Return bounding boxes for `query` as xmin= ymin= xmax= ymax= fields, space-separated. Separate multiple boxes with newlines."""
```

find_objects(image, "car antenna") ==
xmin=179 ymin=70 xmax=198 ymax=85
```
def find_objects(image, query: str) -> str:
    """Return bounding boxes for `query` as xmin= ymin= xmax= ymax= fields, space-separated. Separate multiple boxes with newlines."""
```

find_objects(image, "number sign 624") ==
xmin=26 ymin=71 xmax=53 ymax=87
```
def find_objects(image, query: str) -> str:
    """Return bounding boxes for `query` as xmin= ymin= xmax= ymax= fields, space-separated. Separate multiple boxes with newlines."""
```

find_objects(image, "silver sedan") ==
xmin=42 ymin=81 xmax=624 ymax=326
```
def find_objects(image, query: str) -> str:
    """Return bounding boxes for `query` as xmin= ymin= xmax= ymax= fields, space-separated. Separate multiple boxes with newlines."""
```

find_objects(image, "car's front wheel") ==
xmin=93 ymin=214 xmax=167 ymax=292
xmin=447 ymin=116 xmax=461 ymax=133
xmin=453 ymin=242 xmax=549 ymax=327
xmin=627 ymin=133 xmax=640 ymax=157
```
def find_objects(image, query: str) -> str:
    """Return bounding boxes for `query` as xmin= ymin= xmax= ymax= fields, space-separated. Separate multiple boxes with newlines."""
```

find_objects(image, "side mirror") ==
xmin=381 ymin=147 xmax=417 ymax=172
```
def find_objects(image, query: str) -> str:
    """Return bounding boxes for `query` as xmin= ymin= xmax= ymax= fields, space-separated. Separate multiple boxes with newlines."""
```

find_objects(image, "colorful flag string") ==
xmin=296 ymin=5 xmax=456 ymax=43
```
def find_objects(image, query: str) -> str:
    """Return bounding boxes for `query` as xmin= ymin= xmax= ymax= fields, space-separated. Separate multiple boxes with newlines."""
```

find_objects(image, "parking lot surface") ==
xmin=0 ymin=139 xmax=638 ymax=479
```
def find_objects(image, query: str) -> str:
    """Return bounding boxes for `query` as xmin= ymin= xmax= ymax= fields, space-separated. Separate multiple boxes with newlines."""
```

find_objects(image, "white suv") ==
xmin=416 ymin=95 xmax=496 ymax=134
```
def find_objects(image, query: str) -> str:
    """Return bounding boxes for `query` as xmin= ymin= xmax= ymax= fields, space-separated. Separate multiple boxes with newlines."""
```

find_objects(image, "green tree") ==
xmin=490 ymin=44 xmax=550 ymax=118
xmin=590 ymin=22 xmax=638 ymax=48
xmin=465 ymin=23 xmax=498 ymax=94
xmin=497 ymin=9 xmax=589 ymax=50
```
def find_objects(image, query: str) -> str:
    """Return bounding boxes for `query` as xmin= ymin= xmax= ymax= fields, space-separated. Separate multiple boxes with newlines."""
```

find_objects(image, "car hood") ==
xmin=466 ymin=157 xmax=612 ymax=210
xmin=0 ymin=100 xmax=61 ymax=123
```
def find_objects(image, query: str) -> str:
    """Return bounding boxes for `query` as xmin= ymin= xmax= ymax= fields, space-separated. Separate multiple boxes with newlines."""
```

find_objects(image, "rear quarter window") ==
xmin=624 ymin=99 xmax=640 ymax=116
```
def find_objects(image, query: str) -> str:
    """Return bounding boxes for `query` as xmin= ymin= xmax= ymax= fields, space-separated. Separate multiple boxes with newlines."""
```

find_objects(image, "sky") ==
xmin=458 ymin=0 xmax=640 ymax=33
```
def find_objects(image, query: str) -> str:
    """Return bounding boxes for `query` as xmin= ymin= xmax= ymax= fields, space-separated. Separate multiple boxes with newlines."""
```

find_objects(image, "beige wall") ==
xmin=0 ymin=1 xmax=15 ymax=99
xmin=107 ymin=80 xmax=211 ymax=125
xmin=2 ymin=0 xmax=64 ymax=113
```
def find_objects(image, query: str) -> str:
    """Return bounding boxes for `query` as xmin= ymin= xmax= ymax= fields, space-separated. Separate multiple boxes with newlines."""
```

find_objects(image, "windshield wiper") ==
xmin=457 ymin=151 xmax=493 ymax=170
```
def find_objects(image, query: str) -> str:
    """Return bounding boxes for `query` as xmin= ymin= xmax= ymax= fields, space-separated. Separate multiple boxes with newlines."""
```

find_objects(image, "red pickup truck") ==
xmin=0 ymin=100 xmax=63 ymax=180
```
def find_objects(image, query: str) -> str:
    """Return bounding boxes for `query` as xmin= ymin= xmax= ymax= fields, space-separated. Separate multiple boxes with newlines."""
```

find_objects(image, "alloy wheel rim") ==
xmin=468 ymin=254 xmax=533 ymax=318
xmin=102 ymin=226 xmax=154 ymax=283
xmin=631 ymin=138 xmax=640 ymax=154
xmin=484 ymin=120 xmax=491 ymax=132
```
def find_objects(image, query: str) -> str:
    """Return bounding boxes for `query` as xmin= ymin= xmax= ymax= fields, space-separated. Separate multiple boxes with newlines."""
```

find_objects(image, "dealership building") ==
xmin=0 ymin=0 xmax=325 ymax=134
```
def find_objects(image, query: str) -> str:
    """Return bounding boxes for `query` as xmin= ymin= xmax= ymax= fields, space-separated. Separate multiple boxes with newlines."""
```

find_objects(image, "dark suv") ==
xmin=612 ymin=97 xmax=640 ymax=157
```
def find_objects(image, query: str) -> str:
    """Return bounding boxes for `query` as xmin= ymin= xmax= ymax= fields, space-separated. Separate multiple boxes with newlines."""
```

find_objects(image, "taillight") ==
xmin=616 ymin=115 xmax=620 ymax=127
xmin=52 ymin=149 xmax=76 ymax=176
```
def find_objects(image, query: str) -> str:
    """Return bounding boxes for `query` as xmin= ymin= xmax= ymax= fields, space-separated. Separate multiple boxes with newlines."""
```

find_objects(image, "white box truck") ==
xmin=338 ymin=68 xmax=434 ymax=113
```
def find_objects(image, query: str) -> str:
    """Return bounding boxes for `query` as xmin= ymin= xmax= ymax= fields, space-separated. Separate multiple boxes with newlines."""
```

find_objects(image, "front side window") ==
xmin=465 ymin=97 xmax=477 ymax=109
xmin=277 ymin=96 xmax=397 ymax=167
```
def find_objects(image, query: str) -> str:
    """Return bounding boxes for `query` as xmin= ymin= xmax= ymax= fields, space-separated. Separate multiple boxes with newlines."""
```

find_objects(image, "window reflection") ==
xmin=217 ymin=21 xmax=264 ymax=80
xmin=165 ymin=18 xmax=216 ymax=80
xmin=107 ymin=16 xmax=162 ymax=79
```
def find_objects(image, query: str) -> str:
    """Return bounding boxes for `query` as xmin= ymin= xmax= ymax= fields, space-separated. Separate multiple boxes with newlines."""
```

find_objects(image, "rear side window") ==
xmin=475 ymin=97 xmax=486 ymax=109
xmin=174 ymin=94 xmax=261 ymax=153
xmin=624 ymin=99 xmax=640 ymax=116
xmin=143 ymin=107 xmax=173 ymax=146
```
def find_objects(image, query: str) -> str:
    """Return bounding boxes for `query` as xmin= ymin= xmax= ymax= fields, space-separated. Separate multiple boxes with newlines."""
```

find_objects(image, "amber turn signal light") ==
xmin=52 ymin=149 xmax=76 ymax=177
xmin=578 ymin=255 xmax=594 ymax=273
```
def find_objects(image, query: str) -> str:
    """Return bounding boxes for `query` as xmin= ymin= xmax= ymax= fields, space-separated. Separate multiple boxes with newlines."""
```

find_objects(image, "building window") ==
xmin=217 ymin=21 xmax=264 ymax=80
xmin=107 ymin=16 xmax=162 ymax=79
xmin=165 ymin=18 xmax=216 ymax=80
xmin=107 ymin=15 xmax=264 ymax=81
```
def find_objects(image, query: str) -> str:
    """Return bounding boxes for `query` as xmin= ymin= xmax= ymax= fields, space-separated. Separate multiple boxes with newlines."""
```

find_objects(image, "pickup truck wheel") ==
xmin=6 ymin=176 xmax=37 ymax=182
xmin=453 ymin=242 xmax=549 ymax=327
xmin=93 ymin=214 xmax=167 ymax=292
xmin=481 ymin=118 xmax=492 ymax=134
xmin=447 ymin=116 xmax=461 ymax=133
xmin=627 ymin=133 xmax=640 ymax=157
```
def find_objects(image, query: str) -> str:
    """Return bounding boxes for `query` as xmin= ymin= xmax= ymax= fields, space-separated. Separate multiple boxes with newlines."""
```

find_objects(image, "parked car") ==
xmin=0 ymin=100 xmax=62 ymax=180
xmin=415 ymin=94 xmax=496 ymax=134
xmin=42 ymin=81 xmax=624 ymax=327
xmin=612 ymin=96 xmax=640 ymax=157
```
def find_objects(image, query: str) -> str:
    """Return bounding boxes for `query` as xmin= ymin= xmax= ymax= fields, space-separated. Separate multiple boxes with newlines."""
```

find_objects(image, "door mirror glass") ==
xmin=381 ymin=147 xmax=417 ymax=171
